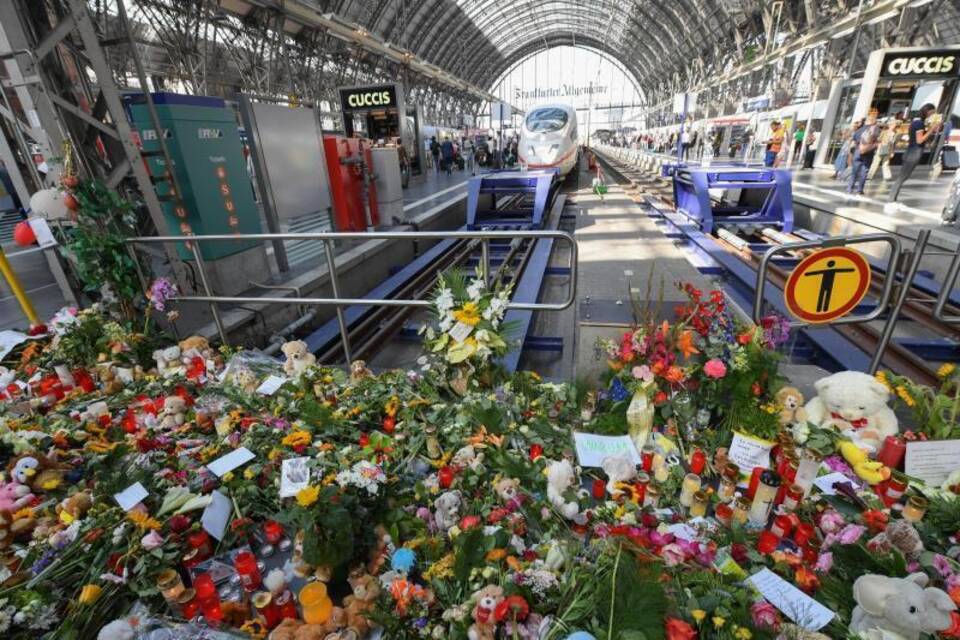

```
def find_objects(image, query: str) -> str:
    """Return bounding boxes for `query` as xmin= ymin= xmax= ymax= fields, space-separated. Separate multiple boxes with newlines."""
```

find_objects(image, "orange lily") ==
xmin=677 ymin=330 xmax=699 ymax=358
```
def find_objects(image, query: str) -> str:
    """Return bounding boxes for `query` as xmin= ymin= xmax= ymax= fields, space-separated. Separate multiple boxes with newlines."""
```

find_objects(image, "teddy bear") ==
xmin=229 ymin=367 xmax=259 ymax=394
xmin=343 ymin=571 xmax=380 ymax=635
xmin=850 ymin=572 xmax=957 ymax=640
xmin=179 ymin=335 xmax=210 ymax=357
xmin=867 ymin=519 xmax=924 ymax=561
xmin=434 ymin=490 xmax=462 ymax=531
xmin=494 ymin=477 xmax=521 ymax=504
xmin=452 ymin=445 xmax=485 ymax=472
xmin=0 ymin=480 xmax=34 ymax=512
xmin=56 ymin=491 xmax=92 ymax=525
xmin=152 ymin=345 xmax=184 ymax=378
xmin=468 ymin=585 xmax=504 ymax=640
xmin=281 ymin=340 xmax=317 ymax=378
xmin=0 ymin=509 xmax=35 ymax=548
xmin=600 ymin=454 xmax=637 ymax=499
xmin=775 ymin=386 xmax=808 ymax=427
xmin=8 ymin=454 xmax=63 ymax=493
xmin=804 ymin=371 xmax=898 ymax=452
xmin=546 ymin=459 xmax=581 ymax=520
xmin=157 ymin=395 xmax=188 ymax=430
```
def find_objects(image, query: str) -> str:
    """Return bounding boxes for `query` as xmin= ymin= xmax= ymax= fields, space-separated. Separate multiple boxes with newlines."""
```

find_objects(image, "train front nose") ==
xmin=527 ymin=142 xmax=560 ymax=164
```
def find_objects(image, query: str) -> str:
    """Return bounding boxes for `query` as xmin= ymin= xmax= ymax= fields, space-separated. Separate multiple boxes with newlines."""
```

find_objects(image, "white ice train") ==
xmin=518 ymin=103 xmax=579 ymax=176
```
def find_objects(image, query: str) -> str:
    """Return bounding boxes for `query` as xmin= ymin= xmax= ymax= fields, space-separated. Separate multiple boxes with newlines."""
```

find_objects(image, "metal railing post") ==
xmin=933 ymin=247 xmax=960 ymax=324
xmin=323 ymin=238 xmax=353 ymax=363
xmin=189 ymin=241 xmax=228 ymax=345
xmin=480 ymin=238 xmax=489 ymax=286
xmin=869 ymin=229 xmax=931 ymax=373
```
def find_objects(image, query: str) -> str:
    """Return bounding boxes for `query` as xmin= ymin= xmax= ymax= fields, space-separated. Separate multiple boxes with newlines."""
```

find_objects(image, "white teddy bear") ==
xmin=152 ymin=345 xmax=184 ymax=378
xmin=804 ymin=370 xmax=898 ymax=453
xmin=434 ymin=490 xmax=462 ymax=531
xmin=600 ymin=454 xmax=637 ymax=499
xmin=281 ymin=340 xmax=317 ymax=378
xmin=546 ymin=459 xmax=582 ymax=520
xmin=157 ymin=396 xmax=188 ymax=430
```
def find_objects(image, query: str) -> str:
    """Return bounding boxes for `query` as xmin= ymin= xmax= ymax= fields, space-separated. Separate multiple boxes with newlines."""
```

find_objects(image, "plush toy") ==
xmin=0 ymin=509 xmax=35 ymax=548
xmin=600 ymin=454 xmax=637 ymax=499
xmin=452 ymin=445 xmax=485 ymax=471
xmin=179 ymin=335 xmax=210 ymax=356
xmin=157 ymin=396 xmax=188 ymax=430
xmin=468 ymin=585 xmax=504 ymax=640
xmin=230 ymin=367 xmax=259 ymax=394
xmin=152 ymin=345 xmax=184 ymax=378
xmin=804 ymin=371 xmax=898 ymax=452
xmin=494 ymin=477 xmax=521 ymax=504
xmin=868 ymin=520 xmax=924 ymax=561
xmin=434 ymin=490 xmax=462 ymax=531
xmin=367 ymin=524 xmax=392 ymax=574
xmin=79 ymin=401 xmax=110 ymax=425
xmin=851 ymin=572 xmax=957 ymax=640
xmin=281 ymin=341 xmax=317 ymax=378
xmin=350 ymin=360 xmax=372 ymax=381
xmin=546 ymin=459 xmax=581 ymax=520
xmin=0 ymin=480 xmax=34 ymax=512
xmin=775 ymin=386 xmax=808 ymax=426
xmin=343 ymin=571 xmax=380 ymax=635
xmin=56 ymin=491 xmax=92 ymax=524
xmin=839 ymin=440 xmax=891 ymax=485
xmin=7 ymin=454 xmax=62 ymax=492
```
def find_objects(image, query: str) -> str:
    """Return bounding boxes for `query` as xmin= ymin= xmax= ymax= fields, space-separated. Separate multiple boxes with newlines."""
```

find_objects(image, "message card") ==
xmin=572 ymin=432 xmax=641 ymax=468
xmin=905 ymin=440 xmax=960 ymax=487
xmin=207 ymin=447 xmax=255 ymax=477
xmin=749 ymin=568 xmax=835 ymax=631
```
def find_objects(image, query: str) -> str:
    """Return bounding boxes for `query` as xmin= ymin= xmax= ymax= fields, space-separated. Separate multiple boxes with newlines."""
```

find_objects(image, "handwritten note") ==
xmin=201 ymin=490 xmax=232 ymax=540
xmin=448 ymin=321 xmax=474 ymax=343
xmin=207 ymin=447 xmax=255 ymax=477
xmin=113 ymin=482 xmax=149 ymax=511
xmin=572 ymin=432 xmax=641 ymax=468
xmin=905 ymin=440 xmax=960 ymax=487
xmin=727 ymin=431 xmax=774 ymax=472
xmin=280 ymin=457 xmax=311 ymax=498
xmin=28 ymin=218 xmax=56 ymax=247
xmin=256 ymin=375 xmax=288 ymax=395
xmin=749 ymin=568 xmax=835 ymax=631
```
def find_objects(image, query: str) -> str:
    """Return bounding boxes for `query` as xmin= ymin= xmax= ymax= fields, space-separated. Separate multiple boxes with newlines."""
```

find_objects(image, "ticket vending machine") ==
xmin=338 ymin=83 xmax=424 ymax=186
xmin=126 ymin=93 xmax=269 ymax=296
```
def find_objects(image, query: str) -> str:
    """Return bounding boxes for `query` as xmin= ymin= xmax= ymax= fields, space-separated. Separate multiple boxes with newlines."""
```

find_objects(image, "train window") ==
xmin=525 ymin=108 xmax=568 ymax=133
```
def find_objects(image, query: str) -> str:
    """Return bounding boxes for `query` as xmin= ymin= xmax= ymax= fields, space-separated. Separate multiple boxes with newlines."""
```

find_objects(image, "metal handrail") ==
xmin=933 ymin=246 xmax=960 ymax=325
xmin=126 ymin=229 xmax=577 ymax=361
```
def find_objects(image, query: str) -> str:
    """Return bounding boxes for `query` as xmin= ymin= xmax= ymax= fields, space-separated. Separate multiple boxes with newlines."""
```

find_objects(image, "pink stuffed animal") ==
xmin=0 ymin=480 xmax=34 ymax=511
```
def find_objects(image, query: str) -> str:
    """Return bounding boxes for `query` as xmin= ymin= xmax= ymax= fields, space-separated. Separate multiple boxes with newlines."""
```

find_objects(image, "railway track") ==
xmin=596 ymin=149 xmax=957 ymax=385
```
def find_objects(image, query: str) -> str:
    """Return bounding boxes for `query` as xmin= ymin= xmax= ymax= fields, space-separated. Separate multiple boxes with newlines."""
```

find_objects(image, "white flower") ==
xmin=467 ymin=278 xmax=485 ymax=301
xmin=336 ymin=460 xmax=386 ymax=495
xmin=435 ymin=288 xmax=454 ymax=312
xmin=0 ymin=609 xmax=10 ymax=633
xmin=483 ymin=296 xmax=506 ymax=321
xmin=439 ymin=315 xmax=454 ymax=332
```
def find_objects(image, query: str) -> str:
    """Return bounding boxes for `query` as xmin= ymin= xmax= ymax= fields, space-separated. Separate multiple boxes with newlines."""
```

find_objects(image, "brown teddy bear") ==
xmin=775 ymin=386 xmax=808 ymax=426
xmin=179 ymin=335 xmax=210 ymax=355
xmin=468 ymin=584 xmax=504 ymax=640
xmin=343 ymin=571 xmax=380 ymax=635
xmin=56 ymin=491 xmax=92 ymax=524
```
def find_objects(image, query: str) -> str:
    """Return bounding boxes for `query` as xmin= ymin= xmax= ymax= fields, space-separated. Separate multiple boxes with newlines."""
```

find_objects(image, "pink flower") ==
xmin=838 ymin=524 xmax=866 ymax=545
xmin=947 ymin=573 xmax=960 ymax=591
xmin=751 ymin=601 xmax=780 ymax=629
xmin=631 ymin=365 xmax=654 ymax=383
xmin=933 ymin=554 xmax=955 ymax=578
xmin=660 ymin=543 xmax=686 ymax=567
xmin=703 ymin=359 xmax=727 ymax=379
xmin=141 ymin=530 xmax=165 ymax=551
xmin=818 ymin=510 xmax=845 ymax=534
xmin=815 ymin=551 xmax=834 ymax=574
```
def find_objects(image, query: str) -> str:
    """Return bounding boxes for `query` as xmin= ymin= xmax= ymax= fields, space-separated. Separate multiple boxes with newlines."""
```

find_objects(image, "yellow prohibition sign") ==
xmin=784 ymin=247 xmax=872 ymax=323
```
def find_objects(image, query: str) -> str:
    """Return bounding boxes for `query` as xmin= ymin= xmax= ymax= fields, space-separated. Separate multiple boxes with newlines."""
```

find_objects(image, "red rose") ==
xmin=665 ymin=617 xmax=697 ymax=640
xmin=382 ymin=416 xmax=396 ymax=434
xmin=459 ymin=515 xmax=481 ymax=530
xmin=438 ymin=466 xmax=455 ymax=489
xmin=641 ymin=512 xmax=659 ymax=528
xmin=730 ymin=542 xmax=749 ymax=564
xmin=358 ymin=433 xmax=370 ymax=448
xmin=529 ymin=444 xmax=544 ymax=461
xmin=654 ymin=391 xmax=668 ymax=404
xmin=168 ymin=514 xmax=192 ymax=533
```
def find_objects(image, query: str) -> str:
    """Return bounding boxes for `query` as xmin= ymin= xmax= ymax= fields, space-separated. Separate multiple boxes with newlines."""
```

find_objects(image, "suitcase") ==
xmin=943 ymin=170 xmax=960 ymax=223
xmin=942 ymin=146 xmax=959 ymax=171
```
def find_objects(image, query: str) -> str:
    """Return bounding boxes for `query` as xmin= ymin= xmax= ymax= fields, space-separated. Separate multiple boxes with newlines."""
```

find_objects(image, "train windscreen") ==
xmin=525 ymin=108 xmax=568 ymax=133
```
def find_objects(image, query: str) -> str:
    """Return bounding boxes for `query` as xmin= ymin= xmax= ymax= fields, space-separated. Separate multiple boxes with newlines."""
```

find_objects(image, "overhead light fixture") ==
xmin=865 ymin=10 xmax=899 ymax=25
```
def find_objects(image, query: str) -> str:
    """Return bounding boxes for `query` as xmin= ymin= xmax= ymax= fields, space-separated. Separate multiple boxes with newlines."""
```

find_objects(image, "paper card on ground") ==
xmin=201 ymin=490 xmax=232 ymax=540
xmin=207 ymin=447 xmax=255 ymax=477
xmin=114 ymin=482 xmax=149 ymax=511
xmin=905 ymin=440 xmax=960 ymax=487
xmin=572 ymin=432 xmax=642 ymax=468
xmin=749 ymin=568 xmax=835 ymax=631
xmin=279 ymin=457 xmax=311 ymax=498
xmin=0 ymin=330 xmax=28 ymax=361
xmin=727 ymin=431 xmax=774 ymax=473
xmin=27 ymin=218 xmax=56 ymax=247
xmin=448 ymin=321 xmax=474 ymax=343
xmin=813 ymin=472 xmax=853 ymax=496
xmin=256 ymin=374 xmax=287 ymax=395
xmin=667 ymin=523 xmax=698 ymax=541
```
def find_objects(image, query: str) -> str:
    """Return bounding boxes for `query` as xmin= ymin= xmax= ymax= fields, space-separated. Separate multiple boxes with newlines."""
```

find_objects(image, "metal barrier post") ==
xmin=0 ymin=246 xmax=38 ymax=325
xmin=869 ymin=229 xmax=930 ymax=373
xmin=126 ymin=243 xmax=149 ymax=296
xmin=188 ymin=241 xmax=228 ymax=345
xmin=480 ymin=238 xmax=489 ymax=286
xmin=322 ymin=238 xmax=353 ymax=363
xmin=933 ymin=247 xmax=960 ymax=324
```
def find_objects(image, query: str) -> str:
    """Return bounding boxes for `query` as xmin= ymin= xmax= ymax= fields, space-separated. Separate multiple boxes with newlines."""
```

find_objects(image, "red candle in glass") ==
xmin=275 ymin=589 xmax=298 ymax=620
xmin=756 ymin=530 xmax=780 ymax=554
xmin=747 ymin=467 xmax=764 ymax=500
xmin=233 ymin=550 xmax=262 ymax=592
xmin=180 ymin=594 xmax=200 ymax=620
xmin=633 ymin=481 xmax=647 ymax=505
xmin=591 ymin=479 xmax=606 ymax=500
xmin=193 ymin=573 xmax=217 ymax=601
xmin=200 ymin=597 xmax=223 ymax=622
xmin=263 ymin=520 xmax=284 ymax=544
xmin=793 ymin=522 xmax=816 ymax=547
xmin=883 ymin=477 xmax=908 ymax=504
xmin=802 ymin=539 xmax=822 ymax=564
xmin=877 ymin=436 xmax=906 ymax=470
xmin=690 ymin=449 xmax=707 ymax=475
xmin=187 ymin=530 xmax=212 ymax=558
xmin=73 ymin=369 xmax=97 ymax=393
xmin=253 ymin=592 xmax=282 ymax=629
xmin=770 ymin=514 xmax=793 ymax=538
xmin=641 ymin=447 xmax=654 ymax=472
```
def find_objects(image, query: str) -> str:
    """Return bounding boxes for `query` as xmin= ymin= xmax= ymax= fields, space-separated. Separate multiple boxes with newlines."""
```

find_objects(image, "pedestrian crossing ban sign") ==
xmin=784 ymin=247 xmax=871 ymax=323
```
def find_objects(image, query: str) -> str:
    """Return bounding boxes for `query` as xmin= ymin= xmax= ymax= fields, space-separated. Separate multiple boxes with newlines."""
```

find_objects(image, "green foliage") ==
xmin=595 ymin=545 xmax=667 ymax=640
xmin=884 ymin=368 xmax=960 ymax=440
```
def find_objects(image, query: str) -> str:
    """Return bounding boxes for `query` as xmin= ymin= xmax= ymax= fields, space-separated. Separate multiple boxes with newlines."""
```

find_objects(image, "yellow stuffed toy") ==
xmin=839 ymin=441 xmax=891 ymax=485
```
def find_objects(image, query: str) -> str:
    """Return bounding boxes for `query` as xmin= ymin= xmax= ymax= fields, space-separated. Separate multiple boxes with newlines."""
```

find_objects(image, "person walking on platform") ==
xmin=430 ymin=136 xmax=440 ymax=174
xmin=849 ymin=111 xmax=880 ymax=195
xmin=833 ymin=120 xmax=860 ymax=180
xmin=792 ymin=123 xmax=806 ymax=164
xmin=890 ymin=103 xmax=941 ymax=203
xmin=440 ymin=136 xmax=455 ymax=176
xmin=868 ymin=120 xmax=897 ymax=182
xmin=462 ymin=137 xmax=476 ymax=175
xmin=803 ymin=129 xmax=818 ymax=169
xmin=764 ymin=121 xmax=785 ymax=167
